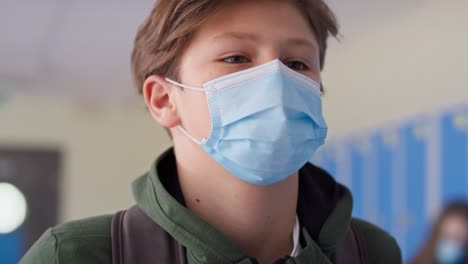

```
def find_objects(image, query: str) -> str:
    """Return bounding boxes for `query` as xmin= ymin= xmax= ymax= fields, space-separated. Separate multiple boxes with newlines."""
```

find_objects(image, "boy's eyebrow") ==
xmin=213 ymin=32 xmax=317 ymax=49
xmin=286 ymin=37 xmax=318 ymax=50
xmin=213 ymin=32 xmax=260 ymax=42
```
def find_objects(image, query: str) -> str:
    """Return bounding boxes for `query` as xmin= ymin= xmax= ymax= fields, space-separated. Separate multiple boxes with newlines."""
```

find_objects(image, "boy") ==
xmin=20 ymin=1 xmax=401 ymax=263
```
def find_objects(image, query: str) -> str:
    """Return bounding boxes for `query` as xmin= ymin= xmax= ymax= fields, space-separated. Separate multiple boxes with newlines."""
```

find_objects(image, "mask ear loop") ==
xmin=165 ymin=78 xmax=205 ymax=92
xmin=165 ymin=78 xmax=208 ymax=145
xmin=177 ymin=126 xmax=207 ymax=145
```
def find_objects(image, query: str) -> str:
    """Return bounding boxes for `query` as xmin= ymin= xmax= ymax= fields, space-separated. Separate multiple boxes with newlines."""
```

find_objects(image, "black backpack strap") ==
xmin=332 ymin=219 xmax=368 ymax=264
xmin=349 ymin=219 xmax=368 ymax=263
xmin=111 ymin=205 xmax=187 ymax=264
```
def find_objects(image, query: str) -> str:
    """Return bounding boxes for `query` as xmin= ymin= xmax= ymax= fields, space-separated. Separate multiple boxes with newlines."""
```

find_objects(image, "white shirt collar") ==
xmin=290 ymin=215 xmax=302 ymax=257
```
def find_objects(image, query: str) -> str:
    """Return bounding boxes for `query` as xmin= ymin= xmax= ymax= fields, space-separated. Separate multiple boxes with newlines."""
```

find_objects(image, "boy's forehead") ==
xmin=194 ymin=1 xmax=317 ymax=45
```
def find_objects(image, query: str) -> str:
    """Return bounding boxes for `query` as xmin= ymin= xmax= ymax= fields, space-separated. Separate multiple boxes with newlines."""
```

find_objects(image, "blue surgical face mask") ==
xmin=166 ymin=59 xmax=327 ymax=186
xmin=436 ymin=239 xmax=465 ymax=264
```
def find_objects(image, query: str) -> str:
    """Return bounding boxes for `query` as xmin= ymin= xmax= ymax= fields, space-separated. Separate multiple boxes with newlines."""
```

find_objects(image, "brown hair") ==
xmin=130 ymin=0 xmax=338 ymax=93
xmin=411 ymin=201 xmax=468 ymax=264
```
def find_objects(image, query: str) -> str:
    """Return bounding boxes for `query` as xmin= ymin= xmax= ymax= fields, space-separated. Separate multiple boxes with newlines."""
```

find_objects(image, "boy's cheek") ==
xmin=179 ymin=93 xmax=212 ymax=139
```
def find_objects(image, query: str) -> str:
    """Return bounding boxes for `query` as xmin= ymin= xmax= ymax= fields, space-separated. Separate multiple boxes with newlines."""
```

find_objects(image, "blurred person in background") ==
xmin=20 ymin=0 xmax=401 ymax=263
xmin=411 ymin=201 xmax=468 ymax=264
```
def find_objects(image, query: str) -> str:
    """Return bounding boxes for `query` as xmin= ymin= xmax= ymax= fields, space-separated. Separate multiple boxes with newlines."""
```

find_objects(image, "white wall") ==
xmin=323 ymin=0 xmax=468 ymax=138
xmin=0 ymin=95 xmax=171 ymax=221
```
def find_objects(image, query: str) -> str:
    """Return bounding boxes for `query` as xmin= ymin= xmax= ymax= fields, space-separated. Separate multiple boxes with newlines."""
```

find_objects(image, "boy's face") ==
xmin=170 ymin=0 xmax=321 ymax=143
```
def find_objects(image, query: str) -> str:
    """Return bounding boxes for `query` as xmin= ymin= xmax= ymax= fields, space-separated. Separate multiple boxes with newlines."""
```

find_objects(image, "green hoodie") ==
xmin=20 ymin=148 xmax=401 ymax=264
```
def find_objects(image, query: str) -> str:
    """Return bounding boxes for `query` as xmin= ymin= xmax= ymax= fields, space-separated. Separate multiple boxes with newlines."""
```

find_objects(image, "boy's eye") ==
xmin=223 ymin=55 xmax=250 ymax=64
xmin=286 ymin=61 xmax=309 ymax=71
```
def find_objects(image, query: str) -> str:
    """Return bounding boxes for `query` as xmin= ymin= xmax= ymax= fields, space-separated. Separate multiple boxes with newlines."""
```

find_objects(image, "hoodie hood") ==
xmin=132 ymin=148 xmax=353 ymax=263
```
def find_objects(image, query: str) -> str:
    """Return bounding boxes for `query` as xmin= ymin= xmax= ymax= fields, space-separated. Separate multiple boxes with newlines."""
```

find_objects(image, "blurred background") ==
xmin=0 ymin=0 xmax=467 ymax=263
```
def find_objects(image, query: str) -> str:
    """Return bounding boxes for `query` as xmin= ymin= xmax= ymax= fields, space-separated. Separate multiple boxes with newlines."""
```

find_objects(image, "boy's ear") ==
xmin=143 ymin=75 xmax=181 ymax=128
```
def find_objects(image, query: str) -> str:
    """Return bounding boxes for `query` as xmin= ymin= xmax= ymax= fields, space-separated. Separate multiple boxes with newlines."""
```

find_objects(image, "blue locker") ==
xmin=402 ymin=122 xmax=429 ymax=261
xmin=375 ymin=131 xmax=396 ymax=234
xmin=349 ymin=139 xmax=367 ymax=218
xmin=0 ymin=229 xmax=23 ymax=264
xmin=441 ymin=109 xmax=468 ymax=202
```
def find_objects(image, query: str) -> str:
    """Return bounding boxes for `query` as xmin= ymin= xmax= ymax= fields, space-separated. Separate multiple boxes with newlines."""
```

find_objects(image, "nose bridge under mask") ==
xmin=166 ymin=59 xmax=321 ymax=92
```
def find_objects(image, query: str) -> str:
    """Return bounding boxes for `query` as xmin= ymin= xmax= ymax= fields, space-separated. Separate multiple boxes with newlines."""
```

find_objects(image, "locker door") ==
xmin=349 ymin=138 xmax=369 ymax=219
xmin=441 ymin=109 xmax=468 ymax=202
xmin=0 ymin=229 xmax=23 ymax=264
xmin=375 ymin=130 xmax=398 ymax=234
xmin=403 ymin=121 xmax=430 ymax=261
